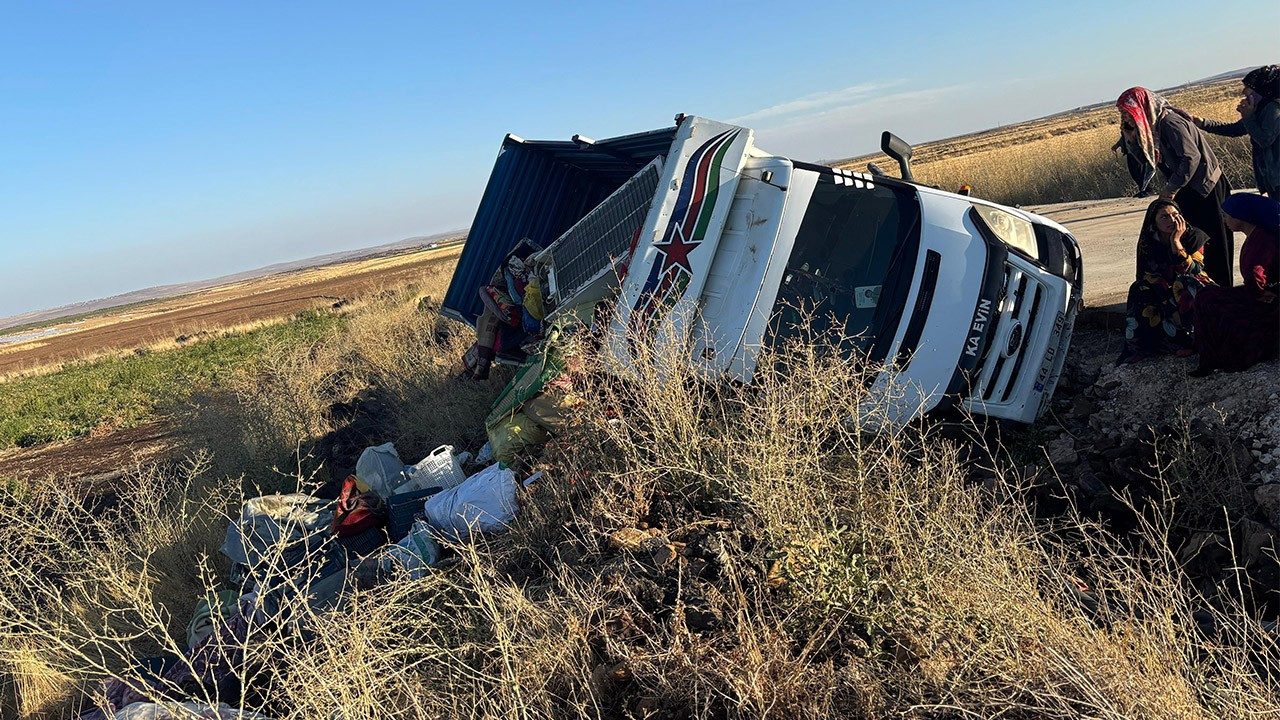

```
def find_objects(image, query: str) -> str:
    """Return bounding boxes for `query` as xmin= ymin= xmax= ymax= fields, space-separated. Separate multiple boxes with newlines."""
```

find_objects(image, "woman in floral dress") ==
xmin=1119 ymin=198 xmax=1216 ymax=363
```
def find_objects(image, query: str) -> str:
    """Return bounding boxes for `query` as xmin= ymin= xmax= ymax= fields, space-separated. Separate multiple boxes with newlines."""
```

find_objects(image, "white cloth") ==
xmin=424 ymin=463 xmax=518 ymax=537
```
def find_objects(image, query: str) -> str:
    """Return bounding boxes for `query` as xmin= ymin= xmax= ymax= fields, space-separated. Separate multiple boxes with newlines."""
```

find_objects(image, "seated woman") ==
xmin=1191 ymin=193 xmax=1280 ymax=376
xmin=1119 ymin=199 xmax=1216 ymax=363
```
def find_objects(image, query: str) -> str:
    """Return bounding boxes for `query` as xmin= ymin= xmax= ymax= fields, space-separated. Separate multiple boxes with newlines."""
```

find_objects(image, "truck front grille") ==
xmin=970 ymin=264 xmax=1044 ymax=404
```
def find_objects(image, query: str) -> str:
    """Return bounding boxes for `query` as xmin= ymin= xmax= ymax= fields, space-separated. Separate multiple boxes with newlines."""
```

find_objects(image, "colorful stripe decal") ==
xmin=628 ymin=129 xmax=740 ymax=339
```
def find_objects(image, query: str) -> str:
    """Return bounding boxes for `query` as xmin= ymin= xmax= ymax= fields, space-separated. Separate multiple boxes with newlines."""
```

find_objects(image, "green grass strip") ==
xmin=0 ymin=311 xmax=343 ymax=452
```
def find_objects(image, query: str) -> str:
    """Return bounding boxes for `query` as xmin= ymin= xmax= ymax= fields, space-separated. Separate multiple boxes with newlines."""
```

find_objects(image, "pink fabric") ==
xmin=1116 ymin=87 xmax=1168 ymax=172
xmin=1239 ymin=226 xmax=1278 ymax=294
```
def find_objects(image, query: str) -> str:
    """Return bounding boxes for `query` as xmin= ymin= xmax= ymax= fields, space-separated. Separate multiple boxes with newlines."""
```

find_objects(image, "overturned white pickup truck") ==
xmin=443 ymin=115 xmax=1083 ymax=425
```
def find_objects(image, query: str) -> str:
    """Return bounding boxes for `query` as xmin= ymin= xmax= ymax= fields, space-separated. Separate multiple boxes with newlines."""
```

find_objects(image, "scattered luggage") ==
xmin=379 ymin=519 xmax=442 ymax=580
xmin=106 ymin=379 xmax=550 ymax=717
xmin=387 ymin=486 xmax=444 ymax=541
xmin=185 ymin=589 xmax=240 ymax=650
xmin=487 ymin=415 xmax=549 ymax=466
xmin=331 ymin=475 xmax=386 ymax=537
xmin=111 ymin=702 xmax=274 ymax=719
xmin=220 ymin=494 xmax=333 ymax=573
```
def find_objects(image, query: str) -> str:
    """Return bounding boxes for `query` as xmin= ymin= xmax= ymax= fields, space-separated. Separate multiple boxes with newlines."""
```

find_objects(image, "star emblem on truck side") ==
xmin=652 ymin=220 xmax=700 ymax=275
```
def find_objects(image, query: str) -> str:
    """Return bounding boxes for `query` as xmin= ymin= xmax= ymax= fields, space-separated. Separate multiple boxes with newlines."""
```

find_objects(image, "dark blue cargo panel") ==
xmin=442 ymin=124 xmax=679 ymax=326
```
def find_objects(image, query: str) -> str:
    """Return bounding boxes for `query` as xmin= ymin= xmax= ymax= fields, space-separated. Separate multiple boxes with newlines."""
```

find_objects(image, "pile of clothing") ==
xmin=461 ymin=239 xmax=547 ymax=380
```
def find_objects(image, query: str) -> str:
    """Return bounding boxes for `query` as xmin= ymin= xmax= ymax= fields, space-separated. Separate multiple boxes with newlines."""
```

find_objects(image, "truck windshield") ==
xmin=769 ymin=178 xmax=921 ymax=364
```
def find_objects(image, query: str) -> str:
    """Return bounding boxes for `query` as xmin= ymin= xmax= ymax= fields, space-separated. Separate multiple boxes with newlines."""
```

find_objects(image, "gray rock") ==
xmin=1178 ymin=532 xmax=1230 ymax=577
xmin=1089 ymin=411 xmax=1117 ymax=432
xmin=1073 ymin=471 xmax=1109 ymax=498
xmin=1235 ymin=444 xmax=1255 ymax=468
xmin=1240 ymin=520 xmax=1275 ymax=567
xmin=1046 ymin=437 xmax=1079 ymax=467
xmin=1094 ymin=433 xmax=1120 ymax=452
xmin=1102 ymin=444 xmax=1136 ymax=462
xmin=1256 ymin=484 xmax=1280 ymax=516
xmin=1070 ymin=396 xmax=1097 ymax=418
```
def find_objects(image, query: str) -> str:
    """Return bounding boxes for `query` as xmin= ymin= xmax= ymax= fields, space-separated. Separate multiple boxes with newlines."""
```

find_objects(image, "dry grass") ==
xmin=0 ymin=295 xmax=1276 ymax=718
xmin=1 ymin=85 xmax=1278 ymax=717
xmin=201 ymin=265 xmax=510 ymax=487
xmin=838 ymin=81 xmax=1256 ymax=206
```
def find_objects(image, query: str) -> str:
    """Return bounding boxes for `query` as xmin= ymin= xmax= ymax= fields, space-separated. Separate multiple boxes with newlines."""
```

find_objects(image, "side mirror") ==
xmin=880 ymin=131 xmax=915 ymax=183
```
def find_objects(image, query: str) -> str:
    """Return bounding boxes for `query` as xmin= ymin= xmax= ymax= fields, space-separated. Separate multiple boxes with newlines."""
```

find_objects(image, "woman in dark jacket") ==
xmin=1191 ymin=193 xmax=1280 ymax=375
xmin=1181 ymin=65 xmax=1280 ymax=199
xmin=1118 ymin=198 xmax=1216 ymax=363
xmin=1118 ymin=87 xmax=1235 ymax=287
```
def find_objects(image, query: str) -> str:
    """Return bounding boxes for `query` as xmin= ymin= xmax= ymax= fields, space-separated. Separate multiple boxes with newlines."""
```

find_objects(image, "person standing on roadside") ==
xmin=1117 ymin=87 xmax=1235 ymax=287
xmin=1177 ymin=65 xmax=1280 ymax=199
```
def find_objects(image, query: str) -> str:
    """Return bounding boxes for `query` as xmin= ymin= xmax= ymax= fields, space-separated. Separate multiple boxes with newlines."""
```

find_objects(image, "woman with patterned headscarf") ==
xmin=1117 ymin=86 xmax=1234 ymax=287
xmin=1179 ymin=65 xmax=1280 ymax=199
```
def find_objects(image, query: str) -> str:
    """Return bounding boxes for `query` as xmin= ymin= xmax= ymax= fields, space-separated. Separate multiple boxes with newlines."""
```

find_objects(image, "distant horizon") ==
xmin=2 ymin=2 xmax=1274 ymax=319
xmin=0 ymin=228 xmax=467 ymax=332
xmin=0 ymin=67 xmax=1253 ymax=330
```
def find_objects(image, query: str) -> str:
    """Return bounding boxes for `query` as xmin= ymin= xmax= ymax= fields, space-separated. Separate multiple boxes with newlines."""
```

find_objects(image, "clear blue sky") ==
xmin=1 ymin=1 xmax=1275 ymax=319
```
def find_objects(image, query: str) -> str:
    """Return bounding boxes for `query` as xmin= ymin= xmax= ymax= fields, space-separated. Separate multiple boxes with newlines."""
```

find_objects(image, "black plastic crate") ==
xmin=387 ymin=487 xmax=443 ymax=541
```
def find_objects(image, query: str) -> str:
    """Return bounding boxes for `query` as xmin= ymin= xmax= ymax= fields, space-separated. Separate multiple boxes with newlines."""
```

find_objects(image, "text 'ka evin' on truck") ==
xmin=443 ymin=114 xmax=1083 ymax=427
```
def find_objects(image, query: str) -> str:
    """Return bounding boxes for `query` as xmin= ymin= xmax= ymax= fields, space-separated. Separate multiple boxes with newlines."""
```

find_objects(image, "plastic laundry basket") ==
xmin=404 ymin=445 xmax=466 ymax=491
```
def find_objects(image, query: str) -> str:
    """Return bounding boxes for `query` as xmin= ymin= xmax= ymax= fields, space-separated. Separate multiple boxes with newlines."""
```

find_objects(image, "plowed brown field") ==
xmin=0 ymin=245 xmax=462 ymax=377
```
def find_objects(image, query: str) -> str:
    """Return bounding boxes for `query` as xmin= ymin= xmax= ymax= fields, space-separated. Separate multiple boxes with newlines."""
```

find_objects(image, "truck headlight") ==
xmin=970 ymin=204 xmax=1038 ymax=260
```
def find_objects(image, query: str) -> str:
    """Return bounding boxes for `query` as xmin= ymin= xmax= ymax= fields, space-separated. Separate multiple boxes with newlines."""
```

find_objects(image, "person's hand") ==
xmin=1158 ymin=190 xmax=1176 ymax=202
xmin=1238 ymin=95 xmax=1257 ymax=118
xmin=1169 ymin=214 xmax=1187 ymax=251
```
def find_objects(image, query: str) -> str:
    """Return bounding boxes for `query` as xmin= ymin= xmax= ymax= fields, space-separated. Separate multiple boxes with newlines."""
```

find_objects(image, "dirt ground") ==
xmin=0 ymin=245 xmax=462 ymax=377
xmin=0 ymin=421 xmax=180 ymax=489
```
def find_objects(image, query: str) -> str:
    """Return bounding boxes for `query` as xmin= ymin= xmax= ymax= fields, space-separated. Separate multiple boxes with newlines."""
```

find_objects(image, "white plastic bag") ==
xmin=220 ymin=494 xmax=333 ymax=570
xmin=113 ymin=701 xmax=274 ymax=719
xmin=402 ymin=445 xmax=467 ymax=492
xmin=424 ymin=463 xmax=518 ymax=537
xmin=378 ymin=520 xmax=441 ymax=579
xmin=356 ymin=442 xmax=406 ymax=499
